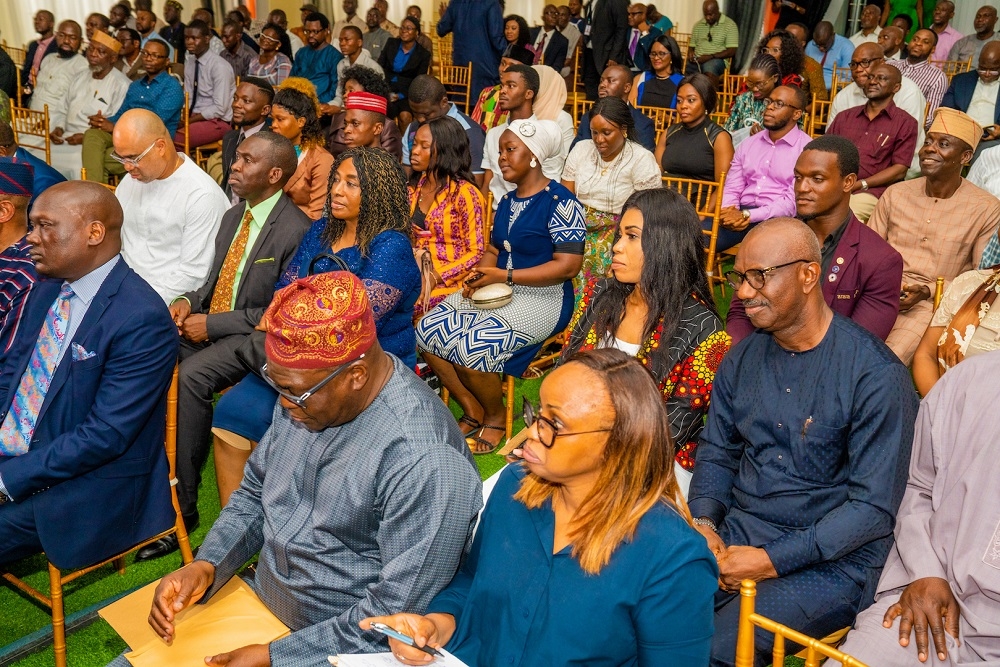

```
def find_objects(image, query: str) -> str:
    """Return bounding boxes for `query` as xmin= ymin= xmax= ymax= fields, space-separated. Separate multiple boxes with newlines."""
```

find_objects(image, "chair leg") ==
xmin=113 ymin=556 xmax=126 ymax=575
xmin=48 ymin=563 xmax=67 ymax=667
xmin=504 ymin=375 xmax=515 ymax=441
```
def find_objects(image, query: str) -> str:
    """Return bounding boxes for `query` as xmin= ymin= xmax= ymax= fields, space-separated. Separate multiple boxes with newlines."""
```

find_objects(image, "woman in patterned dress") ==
xmin=562 ymin=97 xmax=661 ymax=301
xmin=417 ymin=119 xmax=586 ymax=454
xmin=561 ymin=188 xmax=731 ymax=496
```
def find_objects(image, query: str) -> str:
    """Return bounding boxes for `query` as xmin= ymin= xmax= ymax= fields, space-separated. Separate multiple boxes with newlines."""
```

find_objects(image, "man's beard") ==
xmin=57 ymin=47 xmax=77 ymax=58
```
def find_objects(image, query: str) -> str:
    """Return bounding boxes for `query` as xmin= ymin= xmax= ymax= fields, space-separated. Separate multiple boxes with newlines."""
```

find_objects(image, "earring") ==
xmin=530 ymin=157 xmax=538 ymax=168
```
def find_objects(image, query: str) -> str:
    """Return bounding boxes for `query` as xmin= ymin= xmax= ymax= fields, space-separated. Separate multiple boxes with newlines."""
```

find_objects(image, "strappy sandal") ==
xmin=457 ymin=414 xmax=481 ymax=435
xmin=466 ymin=423 xmax=506 ymax=455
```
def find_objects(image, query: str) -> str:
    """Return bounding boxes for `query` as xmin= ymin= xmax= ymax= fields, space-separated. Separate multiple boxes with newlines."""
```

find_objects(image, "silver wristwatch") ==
xmin=693 ymin=517 xmax=717 ymax=532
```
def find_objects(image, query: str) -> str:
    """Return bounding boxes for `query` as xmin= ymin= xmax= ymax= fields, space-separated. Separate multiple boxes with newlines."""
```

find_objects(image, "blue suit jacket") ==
xmin=14 ymin=147 xmax=66 ymax=212
xmin=0 ymin=259 xmax=178 ymax=569
xmin=529 ymin=27 xmax=569 ymax=72
xmin=942 ymin=70 xmax=1000 ymax=126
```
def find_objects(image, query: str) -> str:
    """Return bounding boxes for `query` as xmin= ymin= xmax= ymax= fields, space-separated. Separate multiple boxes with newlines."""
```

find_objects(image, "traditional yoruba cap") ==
xmin=505 ymin=119 xmax=563 ymax=163
xmin=0 ymin=158 xmax=35 ymax=197
xmin=345 ymin=91 xmax=387 ymax=115
xmin=929 ymin=107 xmax=982 ymax=153
xmin=91 ymin=29 xmax=123 ymax=54
xmin=262 ymin=272 xmax=376 ymax=370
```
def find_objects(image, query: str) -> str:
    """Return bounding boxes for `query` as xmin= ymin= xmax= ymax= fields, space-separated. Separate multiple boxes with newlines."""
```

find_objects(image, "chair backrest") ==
xmin=716 ymin=90 xmax=737 ymax=116
xmin=439 ymin=63 xmax=472 ymax=113
xmin=2 ymin=41 xmax=27 ymax=68
xmin=575 ymin=98 xmax=594 ymax=131
xmin=809 ymin=93 xmax=833 ymax=137
xmin=930 ymin=57 xmax=972 ymax=84
xmin=672 ymin=31 xmax=691 ymax=54
xmin=709 ymin=111 xmax=729 ymax=127
xmin=10 ymin=101 xmax=51 ymax=165
xmin=723 ymin=73 xmax=746 ymax=95
xmin=832 ymin=65 xmax=852 ymax=89
xmin=735 ymin=580 xmax=869 ymax=667
xmin=637 ymin=105 xmax=677 ymax=142
xmin=182 ymin=91 xmax=190 ymax=155
xmin=484 ymin=190 xmax=494 ymax=244
xmin=436 ymin=33 xmax=454 ymax=69
xmin=662 ymin=172 xmax=726 ymax=281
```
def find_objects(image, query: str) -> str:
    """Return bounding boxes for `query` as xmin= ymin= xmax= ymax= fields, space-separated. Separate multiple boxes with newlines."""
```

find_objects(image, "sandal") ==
xmin=457 ymin=414 xmax=481 ymax=435
xmin=466 ymin=423 xmax=506 ymax=455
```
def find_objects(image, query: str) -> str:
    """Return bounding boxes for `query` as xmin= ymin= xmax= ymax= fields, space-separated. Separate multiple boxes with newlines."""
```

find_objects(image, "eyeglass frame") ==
xmin=139 ymin=48 xmax=169 ymax=59
xmin=523 ymin=399 xmax=611 ymax=449
xmin=260 ymin=354 xmax=364 ymax=408
xmin=109 ymin=139 xmax=159 ymax=167
xmin=848 ymin=56 xmax=883 ymax=69
xmin=762 ymin=97 xmax=800 ymax=110
xmin=724 ymin=259 xmax=812 ymax=291
xmin=978 ymin=67 xmax=1000 ymax=76
xmin=747 ymin=74 xmax=777 ymax=91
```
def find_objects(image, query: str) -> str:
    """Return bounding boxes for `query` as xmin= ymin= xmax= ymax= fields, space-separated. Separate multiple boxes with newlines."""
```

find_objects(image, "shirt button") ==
xmin=778 ymin=455 xmax=783 ymax=460
xmin=785 ymin=388 xmax=791 ymax=393
xmin=778 ymin=423 xmax=783 ymax=428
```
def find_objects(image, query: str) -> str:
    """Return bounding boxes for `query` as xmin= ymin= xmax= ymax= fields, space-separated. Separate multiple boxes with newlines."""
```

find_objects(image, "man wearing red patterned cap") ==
xmin=140 ymin=272 xmax=482 ymax=666
xmin=0 ymin=158 xmax=38 ymax=357
xmin=343 ymin=90 xmax=388 ymax=150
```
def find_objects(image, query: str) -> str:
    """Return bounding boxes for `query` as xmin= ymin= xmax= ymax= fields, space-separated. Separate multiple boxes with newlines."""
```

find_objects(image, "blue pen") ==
xmin=370 ymin=622 xmax=443 ymax=658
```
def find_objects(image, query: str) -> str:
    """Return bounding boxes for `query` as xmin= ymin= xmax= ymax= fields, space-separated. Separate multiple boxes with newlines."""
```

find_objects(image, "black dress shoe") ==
xmin=135 ymin=534 xmax=179 ymax=561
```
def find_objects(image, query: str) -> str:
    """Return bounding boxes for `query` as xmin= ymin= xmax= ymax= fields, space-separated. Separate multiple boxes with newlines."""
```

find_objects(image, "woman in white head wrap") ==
xmin=416 ymin=118 xmax=587 ymax=454
xmin=532 ymin=64 xmax=576 ymax=156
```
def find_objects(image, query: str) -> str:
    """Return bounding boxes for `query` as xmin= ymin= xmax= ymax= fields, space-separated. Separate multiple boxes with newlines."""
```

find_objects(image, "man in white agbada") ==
xmin=41 ymin=31 xmax=130 ymax=180
xmin=29 ymin=21 xmax=90 ymax=118
xmin=835 ymin=351 xmax=1000 ymax=666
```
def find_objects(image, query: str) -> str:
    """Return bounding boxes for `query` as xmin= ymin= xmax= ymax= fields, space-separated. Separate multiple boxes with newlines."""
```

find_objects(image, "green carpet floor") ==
xmin=2 ymin=278 xmax=753 ymax=667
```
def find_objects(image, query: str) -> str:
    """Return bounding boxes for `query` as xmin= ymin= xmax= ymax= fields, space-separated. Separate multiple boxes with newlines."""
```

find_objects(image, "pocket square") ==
xmin=253 ymin=257 xmax=275 ymax=264
xmin=72 ymin=343 xmax=97 ymax=361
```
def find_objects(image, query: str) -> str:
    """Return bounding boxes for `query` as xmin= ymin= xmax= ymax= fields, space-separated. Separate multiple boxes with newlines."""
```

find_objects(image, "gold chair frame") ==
xmin=440 ymin=63 xmax=473 ymax=113
xmin=9 ymin=100 xmax=51 ymax=165
xmin=662 ymin=172 xmax=727 ymax=293
xmin=0 ymin=366 xmax=195 ymax=667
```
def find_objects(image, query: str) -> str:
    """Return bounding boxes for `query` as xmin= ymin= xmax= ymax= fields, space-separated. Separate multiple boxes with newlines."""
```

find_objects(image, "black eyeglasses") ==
xmin=848 ymin=57 xmax=882 ymax=69
xmin=523 ymin=399 xmax=610 ymax=449
xmin=725 ymin=259 xmax=811 ymax=291
xmin=260 ymin=356 xmax=363 ymax=408
xmin=762 ymin=98 xmax=799 ymax=110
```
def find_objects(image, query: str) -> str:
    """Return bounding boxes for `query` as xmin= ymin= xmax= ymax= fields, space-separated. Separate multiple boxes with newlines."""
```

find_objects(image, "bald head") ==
xmin=114 ymin=108 xmax=171 ymax=144
xmin=878 ymin=26 xmax=904 ymax=57
xmin=112 ymin=109 xmax=181 ymax=183
xmin=28 ymin=182 xmax=123 ymax=281
xmin=745 ymin=217 xmax=821 ymax=265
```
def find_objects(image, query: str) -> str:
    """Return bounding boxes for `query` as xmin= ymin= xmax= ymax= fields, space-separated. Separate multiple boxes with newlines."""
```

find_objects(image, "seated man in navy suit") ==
xmin=0 ymin=120 xmax=66 ymax=211
xmin=727 ymin=136 xmax=903 ymax=344
xmin=529 ymin=5 xmax=569 ymax=71
xmin=942 ymin=41 xmax=1000 ymax=162
xmin=0 ymin=181 xmax=178 ymax=570
xmin=572 ymin=64 xmax=657 ymax=151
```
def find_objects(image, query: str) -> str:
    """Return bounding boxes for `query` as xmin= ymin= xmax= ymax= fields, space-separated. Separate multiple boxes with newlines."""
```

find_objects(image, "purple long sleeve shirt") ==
xmin=722 ymin=125 xmax=812 ymax=223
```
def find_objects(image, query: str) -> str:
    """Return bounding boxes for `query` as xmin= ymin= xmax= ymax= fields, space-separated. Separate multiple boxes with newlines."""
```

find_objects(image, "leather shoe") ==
xmin=135 ymin=534 xmax=179 ymax=561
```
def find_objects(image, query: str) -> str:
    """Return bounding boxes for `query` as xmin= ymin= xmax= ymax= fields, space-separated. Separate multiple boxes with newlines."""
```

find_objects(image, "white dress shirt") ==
xmin=968 ymin=78 xmax=1000 ymax=129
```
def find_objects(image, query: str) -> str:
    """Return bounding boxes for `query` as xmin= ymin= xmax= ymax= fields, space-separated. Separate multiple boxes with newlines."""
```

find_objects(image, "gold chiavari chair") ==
xmin=662 ymin=172 xmax=727 ymax=292
xmin=440 ymin=63 xmax=472 ymax=113
xmin=9 ymin=100 xmax=51 ymax=164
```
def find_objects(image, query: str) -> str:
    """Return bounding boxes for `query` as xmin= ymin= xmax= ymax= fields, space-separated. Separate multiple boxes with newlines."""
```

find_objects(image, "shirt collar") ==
xmin=68 ymin=255 xmax=120 ymax=306
xmin=244 ymin=188 xmax=283 ymax=224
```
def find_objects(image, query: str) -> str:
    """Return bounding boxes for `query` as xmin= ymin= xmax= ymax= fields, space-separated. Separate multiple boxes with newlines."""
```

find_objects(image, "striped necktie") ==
xmin=209 ymin=209 xmax=254 ymax=314
xmin=0 ymin=283 xmax=74 ymax=455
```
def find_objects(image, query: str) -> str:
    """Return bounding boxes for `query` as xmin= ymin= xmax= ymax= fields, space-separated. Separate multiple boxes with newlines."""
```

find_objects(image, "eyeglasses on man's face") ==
xmin=762 ymin=97 xmax=799 ymax=111
xmin=522 ymin=399 xmax=611 ymax=449
xmin=110 ymin=140 xmax=158 ymax=167
xmin=848 ymin=57 xmax=882 ymax=69
xmin=724 ymin=259 xmax=811 ymax=291
xmin=261 ymin=355 xmax=363 ymax=408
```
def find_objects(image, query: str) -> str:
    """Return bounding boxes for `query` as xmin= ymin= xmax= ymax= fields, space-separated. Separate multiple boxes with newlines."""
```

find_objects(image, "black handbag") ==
xmin=234 ymin=252 xmax=353 ymax=377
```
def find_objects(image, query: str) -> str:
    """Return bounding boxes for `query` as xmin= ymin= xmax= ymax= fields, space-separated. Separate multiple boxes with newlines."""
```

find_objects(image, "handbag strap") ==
xmin=307 ymin=251 xmax=352 ymax=276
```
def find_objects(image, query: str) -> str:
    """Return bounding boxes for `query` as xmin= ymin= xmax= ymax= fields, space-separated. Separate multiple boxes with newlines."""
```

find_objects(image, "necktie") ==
xmin=534 ymin=33 xmax=547 ymax=64
xmin=209 ymin=209 xmax=254 ymax=314
xmin=629 ymin=30 xmax=639 ymax=58
xmin=0 ymin=284 xmax=74 ymax=456
xmin=190 ymin=57 xmax=200 ymax=112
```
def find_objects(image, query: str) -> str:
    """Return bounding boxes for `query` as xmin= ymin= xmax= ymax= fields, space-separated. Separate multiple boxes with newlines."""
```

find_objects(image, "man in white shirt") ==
xmin=557 ymin=6 xmax=581 ymax=78
xmin=29 ymin=21 xmax=90 ymax=117
xmin=331 ymin=0 xmax=368 ymax=51
xmin=111 ymin=109 xmax=229 ymax=303
xmin=942 ymin=42 xmax=1000 ymax=161
xmin=849 ymin=3 xmax=882 ymax=47
xmin=43 ymin=31 xmax=131 ymax=180
xmin=329 ymin=26 xmax=383 ymax=112
xmin=830 ymin=43 xmax=928 ymax=169
xmin=481 ymin=65 xmax=568 ymax=208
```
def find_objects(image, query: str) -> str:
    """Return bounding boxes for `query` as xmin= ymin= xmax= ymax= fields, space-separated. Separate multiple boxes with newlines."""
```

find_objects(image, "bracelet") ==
xmin=506 ymin=268 xmax=514 ymax=286
xmin=693 ymin=517 xmax=717 ymax=532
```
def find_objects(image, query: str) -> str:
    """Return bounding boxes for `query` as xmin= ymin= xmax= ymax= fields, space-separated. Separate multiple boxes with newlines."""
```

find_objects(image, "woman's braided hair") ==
xmin=321 ymin=146 xmax=411 ymax=256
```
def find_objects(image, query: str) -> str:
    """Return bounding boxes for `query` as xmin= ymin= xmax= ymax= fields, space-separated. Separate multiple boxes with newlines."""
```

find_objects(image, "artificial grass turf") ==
xmin=2 ymin=277 xmax=735 ymax=666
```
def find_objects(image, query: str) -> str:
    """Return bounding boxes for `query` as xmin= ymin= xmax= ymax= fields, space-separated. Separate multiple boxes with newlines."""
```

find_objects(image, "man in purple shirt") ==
xmin=0 ymin=158 xmax=39 ymax=358
xmin=929 ymin=0 xmax=963 ymax=63
xmin=827 ymin=63 xmax=918 ymax=221
xmin=727 ymin=136 xmax=903 ymax=345
xmin=717 ymin=84 xmax=812 ymax=251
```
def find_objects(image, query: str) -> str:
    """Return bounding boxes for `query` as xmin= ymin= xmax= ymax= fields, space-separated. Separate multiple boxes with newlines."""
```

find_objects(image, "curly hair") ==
xmin=321 ymin=147 xmax=410 ymax=256
xmin=272 ymin=86 xmax=325 ymax=150
xmin=757 ymin=29 xmax=804 ymax=81
xmin=341 ymin=65 xmax=393 ymax=102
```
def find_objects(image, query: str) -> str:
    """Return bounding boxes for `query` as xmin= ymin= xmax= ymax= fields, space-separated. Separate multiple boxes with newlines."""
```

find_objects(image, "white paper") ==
xmin=329 ymin=648 xmax=469 ymax=667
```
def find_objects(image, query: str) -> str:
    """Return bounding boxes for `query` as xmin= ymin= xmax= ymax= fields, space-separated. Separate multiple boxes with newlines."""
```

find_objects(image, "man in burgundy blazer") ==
xmin=727 ymin=135 xmax=902 ymax=345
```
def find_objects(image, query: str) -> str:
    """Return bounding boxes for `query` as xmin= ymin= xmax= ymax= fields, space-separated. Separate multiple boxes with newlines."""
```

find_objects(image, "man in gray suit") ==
xmin=141 ymin=272 xmax=482 ymax=665
xmin=136 ymin=132 xmax=313 ymax=561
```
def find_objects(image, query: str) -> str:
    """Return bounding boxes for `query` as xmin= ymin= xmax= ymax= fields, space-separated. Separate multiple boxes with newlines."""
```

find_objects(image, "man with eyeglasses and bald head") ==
xmin=942 ymin=41 xmax=1000 ymax=162
xmin=81 ymin=37 xmax=184 ymax=184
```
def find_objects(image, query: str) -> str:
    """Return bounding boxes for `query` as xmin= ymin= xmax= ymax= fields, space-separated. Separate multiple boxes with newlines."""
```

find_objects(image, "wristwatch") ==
xmin=506 ymin=268 xmax=514 ymax=286
xmin=860 ymin=179 xmax=869 ymax=192
xmin=693 ymin=517 xmax=717 ymax=532
xmin=740 ymin=209 xmax=750 ymax=221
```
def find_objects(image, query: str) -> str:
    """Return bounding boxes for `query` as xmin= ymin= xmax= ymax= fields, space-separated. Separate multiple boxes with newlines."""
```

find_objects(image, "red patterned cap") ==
xmin=345 ymin=91 xmax=387 ymax=115
xmin=262 ymin=272 xmax=376 ymax=369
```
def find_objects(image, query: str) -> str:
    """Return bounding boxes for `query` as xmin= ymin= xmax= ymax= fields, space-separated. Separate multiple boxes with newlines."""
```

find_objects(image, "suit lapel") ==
xmin=36 ymin=262 xmax=127 ymax=425
xmin=233 ymin=195 xmax=287 ymax=304
xmin=823 ymin=216 xmax=860 ymax=301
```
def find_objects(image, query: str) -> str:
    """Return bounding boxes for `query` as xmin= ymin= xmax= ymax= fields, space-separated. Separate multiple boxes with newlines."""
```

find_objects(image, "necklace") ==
xmin=598 ymin=144 xmax=626 ymax=176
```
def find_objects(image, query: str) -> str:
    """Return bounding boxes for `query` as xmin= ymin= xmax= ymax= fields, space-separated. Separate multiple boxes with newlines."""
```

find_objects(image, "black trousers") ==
xmin=175 ymin=335 xmax=250 ymax=518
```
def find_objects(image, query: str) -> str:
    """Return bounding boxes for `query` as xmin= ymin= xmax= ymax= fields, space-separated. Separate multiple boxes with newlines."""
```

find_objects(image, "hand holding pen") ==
xmin=360 ymin=615 xmax=456 ymax=664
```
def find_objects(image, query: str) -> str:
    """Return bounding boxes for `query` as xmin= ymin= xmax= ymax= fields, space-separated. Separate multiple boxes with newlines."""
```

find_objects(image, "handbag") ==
xmin=471 ymin=282 xmax=513 ymax=309
xmin=234 ymin=252 xmax=353 ymax=377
